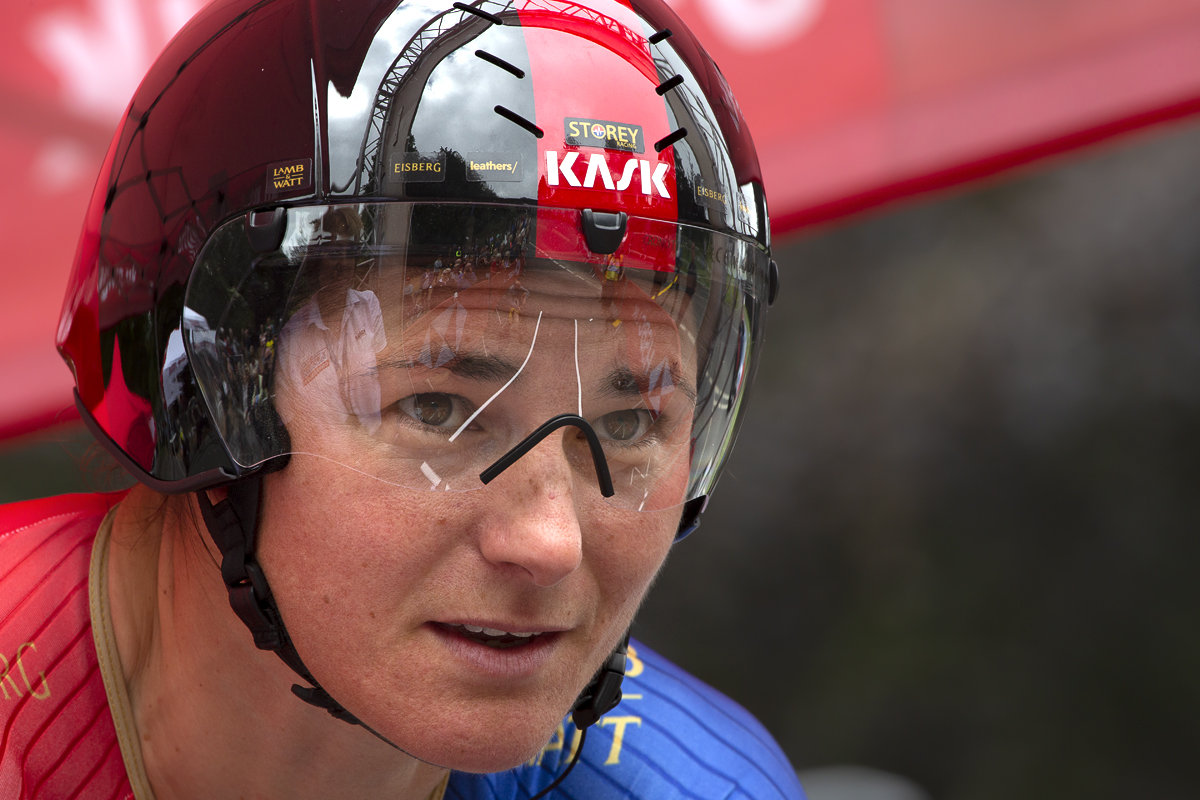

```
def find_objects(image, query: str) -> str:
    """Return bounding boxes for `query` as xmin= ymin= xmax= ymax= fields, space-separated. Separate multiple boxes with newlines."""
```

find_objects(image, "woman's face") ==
xmin=258 ymin=265 xmax=692 ymax=770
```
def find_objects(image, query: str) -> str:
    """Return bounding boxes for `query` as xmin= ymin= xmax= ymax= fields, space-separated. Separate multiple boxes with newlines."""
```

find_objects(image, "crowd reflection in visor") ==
xmin=183 ymin=204 xmax=756 ymax=514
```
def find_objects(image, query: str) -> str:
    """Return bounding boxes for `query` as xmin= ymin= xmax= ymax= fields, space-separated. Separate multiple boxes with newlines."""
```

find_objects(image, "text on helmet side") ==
xmin=545 ymin=151 xmax=671 ymax=199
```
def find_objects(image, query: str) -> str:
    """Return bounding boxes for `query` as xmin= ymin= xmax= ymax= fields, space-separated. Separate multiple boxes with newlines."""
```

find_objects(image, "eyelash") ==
xmin=388 ymin=393 xmax=476 ymax=433
xmin=597 ymin=409 xmax=671 ymax=450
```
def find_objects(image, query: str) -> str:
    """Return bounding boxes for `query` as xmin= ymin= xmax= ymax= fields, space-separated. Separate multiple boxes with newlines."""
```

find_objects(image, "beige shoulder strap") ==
xmin=89 ymin=504 xmax=157 ymax=800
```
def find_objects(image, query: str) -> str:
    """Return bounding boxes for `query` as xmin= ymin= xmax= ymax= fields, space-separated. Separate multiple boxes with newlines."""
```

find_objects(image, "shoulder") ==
xmin=0 ymin=492 xmax=123 ymax=613
xmin=0 ymin=492 xmax=131 ymax=799
xmin=0 ymin=489 xmax=124 ymax=536
xmin=283 ymin=298 xmax=325 ymax=333
xmin=448 ymin=638 xmax=806 ymax=800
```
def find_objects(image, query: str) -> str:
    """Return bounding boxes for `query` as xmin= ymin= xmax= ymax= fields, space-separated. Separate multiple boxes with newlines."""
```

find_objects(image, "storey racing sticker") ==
xmin=565 ymin=117 xmax=645 ymax=153
xmin=390 ymin=152 xmax=446 ymax=182
xmin=265 ymin=159 xmax=312 ymax=194
xmin=545 ymin=151 xmax=671 ymax=199
xmin=466 ymin=153 xmax=523 ymax=182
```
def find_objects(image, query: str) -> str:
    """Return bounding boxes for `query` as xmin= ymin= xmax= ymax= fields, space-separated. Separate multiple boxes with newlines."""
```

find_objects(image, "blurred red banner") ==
xmin=2 ymin=0 xmax=1200 ymax=440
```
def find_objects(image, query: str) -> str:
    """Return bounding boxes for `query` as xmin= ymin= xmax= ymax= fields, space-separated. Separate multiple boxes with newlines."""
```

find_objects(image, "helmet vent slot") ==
xmin=245 ymin=207 xmax=287 ymax=253
xmin=475 ymin=49 xmax=525 ymax=79
xmin=494 ymin=105 xmax=544 ymax=139
xmin=453 ymin=2 xmax=504 ymax=26
xmin=654 ymin=127 xmax=688 ymax=153
xmin=655 ymin=75 xmax=684 ymax=96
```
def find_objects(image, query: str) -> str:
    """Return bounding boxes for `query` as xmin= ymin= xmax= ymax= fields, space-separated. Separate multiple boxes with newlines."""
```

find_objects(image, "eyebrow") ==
xmin=601 ymin=363 xmax=697 ymax=404
xmin=373 ymin=352 xmax=521 ymax=382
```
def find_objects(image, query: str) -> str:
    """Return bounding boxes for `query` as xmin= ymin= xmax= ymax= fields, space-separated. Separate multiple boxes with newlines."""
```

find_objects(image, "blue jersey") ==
xmin=447 ymin=640 xmax=806 ymax=800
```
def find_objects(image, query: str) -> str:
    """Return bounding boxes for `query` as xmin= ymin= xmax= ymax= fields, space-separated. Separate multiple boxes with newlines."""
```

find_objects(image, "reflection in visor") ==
xmin=448 ymin=310 xmax=543 ymax=443
xmin=183 ymin=203 xmax=767 ymax=513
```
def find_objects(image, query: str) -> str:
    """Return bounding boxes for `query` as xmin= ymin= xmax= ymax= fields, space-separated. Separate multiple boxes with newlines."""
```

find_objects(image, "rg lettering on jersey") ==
xmin=545 ymin=151 xmax=671 ymax=199
xmin=1 ymin=641 xmax=51 ymax=701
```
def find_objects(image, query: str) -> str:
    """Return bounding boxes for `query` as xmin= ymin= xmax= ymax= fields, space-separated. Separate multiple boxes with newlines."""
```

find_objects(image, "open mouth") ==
xmin=438 ymin=623 xmax=548 ymax=649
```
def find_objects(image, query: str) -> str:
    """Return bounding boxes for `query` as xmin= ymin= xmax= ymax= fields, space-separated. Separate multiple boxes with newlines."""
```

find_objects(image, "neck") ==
xmin=107 ymin=484 xmax=448 ymax=800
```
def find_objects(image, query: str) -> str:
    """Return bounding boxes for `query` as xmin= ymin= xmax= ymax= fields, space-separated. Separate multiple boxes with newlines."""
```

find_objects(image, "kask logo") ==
xmin=545 ymin=151 xmax=671 ymax=199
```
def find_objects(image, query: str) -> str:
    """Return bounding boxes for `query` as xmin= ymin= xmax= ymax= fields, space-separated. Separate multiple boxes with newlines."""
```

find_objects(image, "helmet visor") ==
xmin=184 ymin=203 xmax=766 ymax=512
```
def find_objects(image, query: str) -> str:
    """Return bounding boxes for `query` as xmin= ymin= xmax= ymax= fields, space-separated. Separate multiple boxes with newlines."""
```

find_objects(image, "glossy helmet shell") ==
xmin=57 ymin=0 xmax=770 ymax=491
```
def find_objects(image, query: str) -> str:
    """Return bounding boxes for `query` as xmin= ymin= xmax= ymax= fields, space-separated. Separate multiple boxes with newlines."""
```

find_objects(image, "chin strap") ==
xmin=527 ymin=632 xmax=628 ymax=799
xmin=570 ymin=632 xmax=628 ymax=729
xmin=195 ymin=474 xmax=632 ymax=787
xmin=195 ymin=476 xmax=402 ymax=749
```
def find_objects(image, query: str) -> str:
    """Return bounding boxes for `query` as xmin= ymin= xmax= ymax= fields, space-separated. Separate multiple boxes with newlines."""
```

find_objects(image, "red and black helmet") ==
xmin=57 ymin=0 xmax=774 ymax=523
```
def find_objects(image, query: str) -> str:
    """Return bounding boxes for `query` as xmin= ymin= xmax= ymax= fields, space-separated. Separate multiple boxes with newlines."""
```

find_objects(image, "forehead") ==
xmin=317 ymin=256 xmax=690 ymax=331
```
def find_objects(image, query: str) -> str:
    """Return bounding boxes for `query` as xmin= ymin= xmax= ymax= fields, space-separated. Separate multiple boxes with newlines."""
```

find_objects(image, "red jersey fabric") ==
xmin=0 ymin=492 xmax=132 ymax=800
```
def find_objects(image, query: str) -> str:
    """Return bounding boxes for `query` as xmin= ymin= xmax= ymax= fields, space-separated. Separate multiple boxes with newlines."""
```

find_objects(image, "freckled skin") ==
xmin=258 ymin=438 xmax=681 ymax=772
xmin=258 ymin=274 xmax=692 ymax=772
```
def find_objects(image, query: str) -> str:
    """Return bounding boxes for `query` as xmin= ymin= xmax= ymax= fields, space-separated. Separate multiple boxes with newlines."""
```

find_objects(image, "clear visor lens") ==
xmin=184 ymin=203 xmax=766 ymax=512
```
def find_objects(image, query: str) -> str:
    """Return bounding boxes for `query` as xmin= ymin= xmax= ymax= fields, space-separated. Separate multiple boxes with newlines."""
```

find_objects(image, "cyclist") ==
xmin=0 ymin=0 xmax=797 ymax=797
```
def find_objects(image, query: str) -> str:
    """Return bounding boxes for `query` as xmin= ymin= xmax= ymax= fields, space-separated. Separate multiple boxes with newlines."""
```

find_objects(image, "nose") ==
xmin=476 ymin=429 xmax=586 ymax=587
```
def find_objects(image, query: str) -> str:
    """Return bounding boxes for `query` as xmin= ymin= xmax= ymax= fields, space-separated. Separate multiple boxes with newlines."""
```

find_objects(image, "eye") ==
xmin=595 ymin=409 xmax=652 ymax=442
xmin=396 ymin=393 xmax=467 ymax=429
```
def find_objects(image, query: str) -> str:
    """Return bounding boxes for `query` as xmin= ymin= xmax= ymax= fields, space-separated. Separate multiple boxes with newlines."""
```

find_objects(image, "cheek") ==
xmin=255 ymin=459 xmax=453 ymax=630
xmin=585 ymin=504 xmax=679 ymax=624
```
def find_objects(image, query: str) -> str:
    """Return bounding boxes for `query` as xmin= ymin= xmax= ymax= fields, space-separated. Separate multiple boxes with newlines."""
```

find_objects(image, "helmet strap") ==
xmin=195 ymin=476 xmax=403 ymax=749
xmin=570 ymin=631 xmax=629 ymax=729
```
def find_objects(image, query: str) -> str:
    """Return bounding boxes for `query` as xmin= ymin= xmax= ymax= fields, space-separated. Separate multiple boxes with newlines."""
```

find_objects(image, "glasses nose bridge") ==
xmin=480 ymin=414 xmax=615 ymax=498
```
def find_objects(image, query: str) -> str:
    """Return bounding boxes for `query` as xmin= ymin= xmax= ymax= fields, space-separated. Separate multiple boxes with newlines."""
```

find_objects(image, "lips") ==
xmin=430 ymin=620 xmax=567 ymax=677
xmin=441 ymin=622 xmax=546 ymax=649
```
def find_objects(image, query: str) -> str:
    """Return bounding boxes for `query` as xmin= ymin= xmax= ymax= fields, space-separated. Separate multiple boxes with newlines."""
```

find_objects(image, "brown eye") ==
xmin=600 ymin=410 xmax=643 ymax=441
xmin=413 ymin=393 xmax=453 ymax=426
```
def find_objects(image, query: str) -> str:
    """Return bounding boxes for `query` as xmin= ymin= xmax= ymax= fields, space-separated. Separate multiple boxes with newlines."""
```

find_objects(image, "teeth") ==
xmin=457 ymin=624 xmax=543 ymax=637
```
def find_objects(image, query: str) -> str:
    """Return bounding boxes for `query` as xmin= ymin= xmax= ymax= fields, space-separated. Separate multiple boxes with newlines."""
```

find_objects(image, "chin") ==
xmin=398 ymin=718 xmax=563 ymax=774
xmin=433 ymin=741 xmax=548 ymax=775
xmin=355 ymin=691 xmax=573 ymax=774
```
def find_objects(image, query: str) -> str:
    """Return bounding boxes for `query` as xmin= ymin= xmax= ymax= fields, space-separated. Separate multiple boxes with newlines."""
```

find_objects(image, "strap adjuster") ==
xmin=227 ymin=584 xmax=284 ymax=650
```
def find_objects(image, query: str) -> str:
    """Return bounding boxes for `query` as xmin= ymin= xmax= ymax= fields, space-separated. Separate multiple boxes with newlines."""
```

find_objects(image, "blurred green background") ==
xmin=6 ymin=118 xmax=1200 ymax=799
